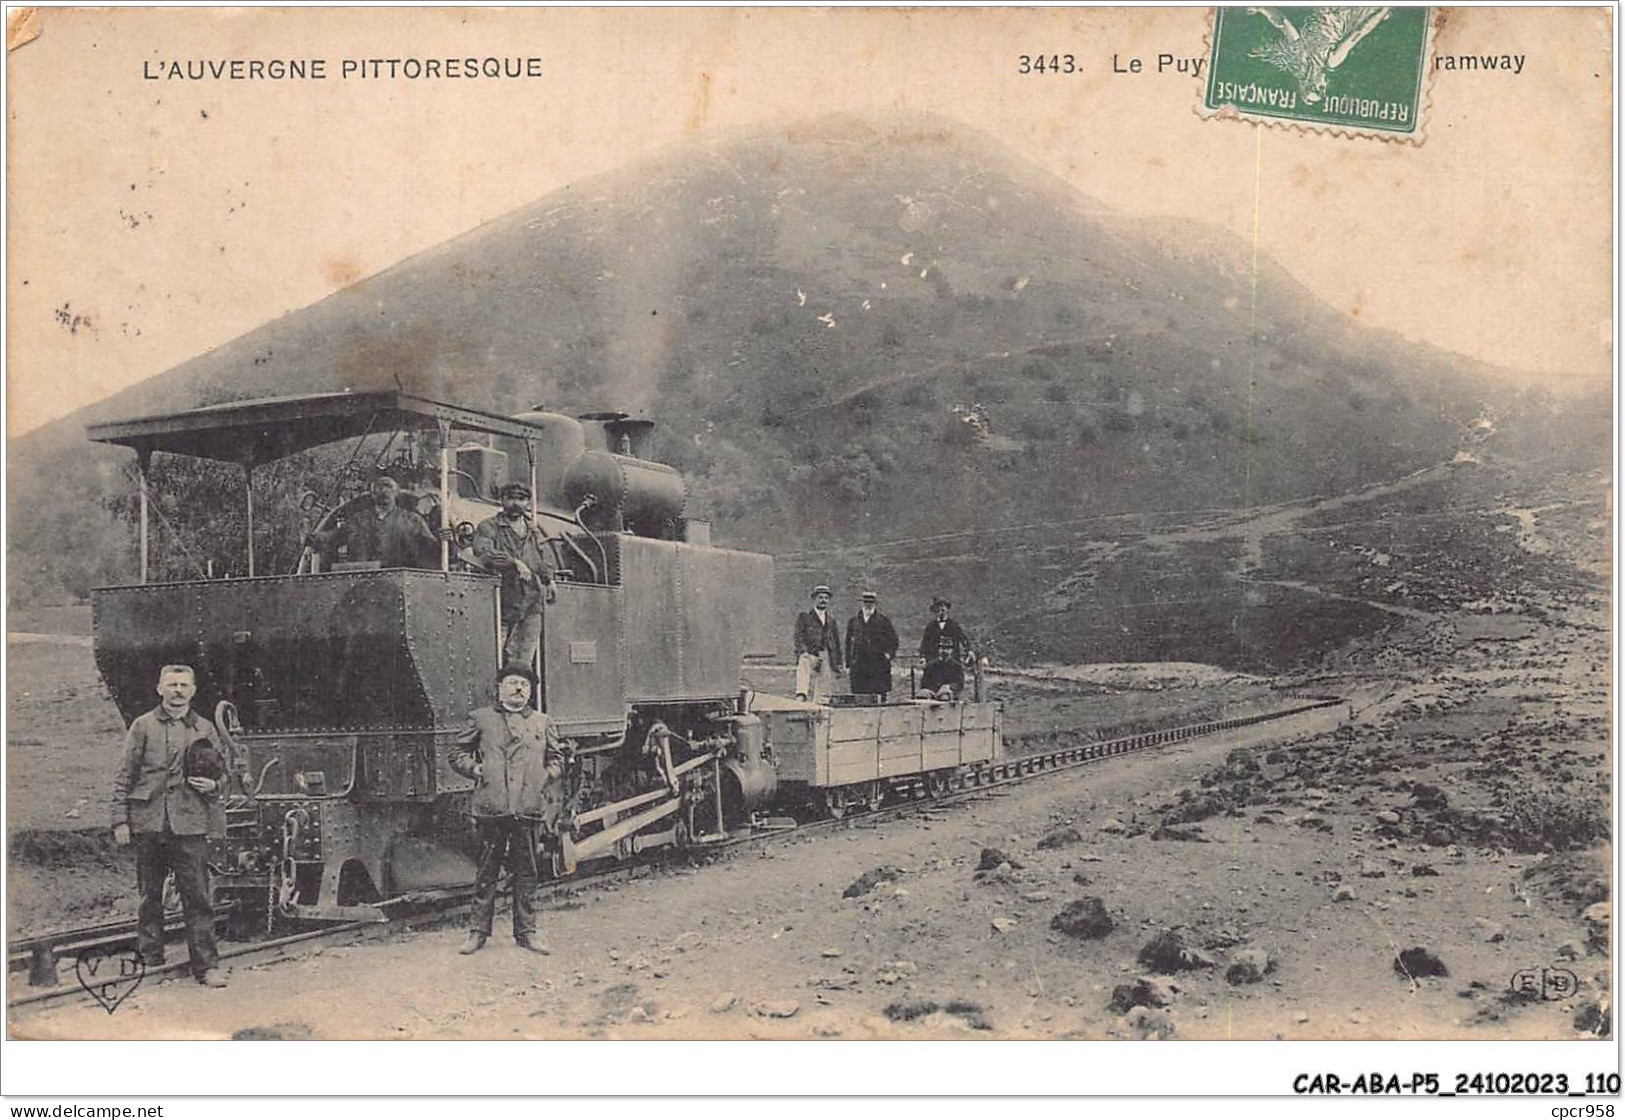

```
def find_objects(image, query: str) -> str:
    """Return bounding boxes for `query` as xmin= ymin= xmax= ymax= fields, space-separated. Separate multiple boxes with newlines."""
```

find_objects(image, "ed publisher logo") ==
xmin=1509 ymin=966 xmax=1579 ymax=1001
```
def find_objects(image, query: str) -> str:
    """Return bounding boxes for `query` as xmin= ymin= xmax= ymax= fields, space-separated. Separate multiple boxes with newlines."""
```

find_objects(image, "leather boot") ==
xmin=514 ymin=937 xmax=550 ymax=955
xmin=458 ymin=932 xmax=488 ymax=955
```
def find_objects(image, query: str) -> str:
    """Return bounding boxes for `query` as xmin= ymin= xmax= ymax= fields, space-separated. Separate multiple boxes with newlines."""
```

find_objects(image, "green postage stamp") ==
xmin=1202 ymin=7 xmax=1433 ymax=139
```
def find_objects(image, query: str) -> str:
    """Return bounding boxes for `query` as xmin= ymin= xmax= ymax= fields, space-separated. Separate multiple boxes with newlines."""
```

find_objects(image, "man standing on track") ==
xmin=845 ymin=589 xmax=899 ymax=700
xmin=449 ymin=667 xmax=565 ymax=955
xmin=111 ymin=664 xmax=229 ymax=987
xmin=792 ymin=585 xmax=844 ymax=702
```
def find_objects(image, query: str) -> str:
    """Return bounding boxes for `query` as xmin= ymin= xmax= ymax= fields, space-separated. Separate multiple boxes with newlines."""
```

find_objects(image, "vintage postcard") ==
xmin=4 ymin=4 xmax=1615 ymax=1098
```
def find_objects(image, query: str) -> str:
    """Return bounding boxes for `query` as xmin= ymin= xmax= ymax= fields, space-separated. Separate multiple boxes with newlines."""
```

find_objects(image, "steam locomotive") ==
xmin=88 ymin=391 xmax=998 ymax=933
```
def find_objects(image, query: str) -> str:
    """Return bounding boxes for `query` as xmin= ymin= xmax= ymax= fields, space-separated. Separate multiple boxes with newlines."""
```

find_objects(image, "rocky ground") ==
xmin=8 ymin=466 xmax=1612 ymax=1040
xmin=12 ymin=593 xmax=1611 ymax=1040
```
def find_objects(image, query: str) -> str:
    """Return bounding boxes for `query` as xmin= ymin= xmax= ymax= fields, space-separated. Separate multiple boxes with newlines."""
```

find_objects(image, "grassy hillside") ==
xmin=10 ymin=113 xmax=1605 ymax=669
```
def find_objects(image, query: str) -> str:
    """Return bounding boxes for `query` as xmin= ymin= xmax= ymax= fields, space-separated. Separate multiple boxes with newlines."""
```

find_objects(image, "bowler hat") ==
xmin=495 ymin=666 xmax=539 ymax=689
xmin=931 ymin=596 xmax=951 ymax=610
xmin=184 ymin=737 xmax=227 ymax=783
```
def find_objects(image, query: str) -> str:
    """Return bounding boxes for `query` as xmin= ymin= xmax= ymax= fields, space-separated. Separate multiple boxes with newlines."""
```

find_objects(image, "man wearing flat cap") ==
xmin=473 ymin=481 xmax=557 ymax=673
xmin=792 ymin=585 xmax=844 ymax=702
xmin=845 ymin=590 xmax=899 ymax=700
xmin=449 ymin=666 xmax=565 ymax=955
xmin=918 ymin=596 xmax=975 ymax=698
xmin=314 ymin=472 xmax=439 ymax=570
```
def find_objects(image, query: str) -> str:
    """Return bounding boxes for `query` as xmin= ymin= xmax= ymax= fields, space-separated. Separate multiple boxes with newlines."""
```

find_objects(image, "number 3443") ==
xmin=1017 ymin=54 xmax=1076 ymax=74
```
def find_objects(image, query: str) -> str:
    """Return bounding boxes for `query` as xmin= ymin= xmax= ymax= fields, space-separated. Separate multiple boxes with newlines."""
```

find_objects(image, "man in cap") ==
xmin=111 ymin=664 xmax=229 ymax=987
xmin=473 ymin=481 xmax=557 ymax=673
xmin=792 ymin=585 xmax=844 ymax=702
xmin=314 ymin=472 xmax=439 ymax=570
xmin=918 ymin=597 xmax=975 ymax=698
xmin=845 ymin=590 xmax=899 ymax=700
xmin=449 ymin=666 xmax=566 ymax=955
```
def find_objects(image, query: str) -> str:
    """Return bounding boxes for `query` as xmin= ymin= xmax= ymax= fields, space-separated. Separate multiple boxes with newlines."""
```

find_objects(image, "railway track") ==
xmin=8 ymin=695 xmax=1343 ymax=1017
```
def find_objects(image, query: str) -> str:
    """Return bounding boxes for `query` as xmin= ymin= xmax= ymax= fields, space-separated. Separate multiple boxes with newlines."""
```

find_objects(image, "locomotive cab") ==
xmin=88 ymin=390 xmax=777 ymax=929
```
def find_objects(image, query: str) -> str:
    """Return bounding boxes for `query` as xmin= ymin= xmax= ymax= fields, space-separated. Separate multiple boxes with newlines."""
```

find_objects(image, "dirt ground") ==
xmin=12 ymin=594 xmax=1612 ymax=1041
xmin=7 ymin=525 xmax=1612 ymax=1040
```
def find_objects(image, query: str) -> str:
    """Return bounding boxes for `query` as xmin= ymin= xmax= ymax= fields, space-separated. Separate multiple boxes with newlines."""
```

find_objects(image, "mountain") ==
xmin=10 ymin=112 xmax=1601 ymax=667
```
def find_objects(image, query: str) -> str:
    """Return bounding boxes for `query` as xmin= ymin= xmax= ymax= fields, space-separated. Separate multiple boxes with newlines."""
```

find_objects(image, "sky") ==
xmin=6 ymin=6 xmax=1614 ymax=437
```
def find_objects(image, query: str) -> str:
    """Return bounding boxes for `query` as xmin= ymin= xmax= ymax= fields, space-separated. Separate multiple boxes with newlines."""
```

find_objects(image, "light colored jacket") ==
xmin=112 ymin=706 xmax=225 ymax=837
xmin=449 ymin=706 xmax=565 ymax=819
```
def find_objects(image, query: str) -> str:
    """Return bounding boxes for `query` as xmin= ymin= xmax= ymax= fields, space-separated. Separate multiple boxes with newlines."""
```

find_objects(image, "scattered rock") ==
xmin=1582 ymin=902 xmax=1610 ymax=952
xmin=752 ymin=1000 xmax=800 ymax=1019
xmin=1333 ymin=885 xmax=1356 ymax=902
xmin=1071 ymin=871 xmax=1091 ymax=886
xmin=627 ymin=1006 xmax=650 ymax=1023
xmin=1226 ymin=949 xmax=1271 ymax=985
xmin=976 ymin=848 xmax=1021 ymax=871
xmin=1556 ymin=940 xmax=1585 ymax=962
xmin=1411 ymin=864 xmax=1439 ymax=877
xmin=708 ymin=992 xmax=738 ymax=1014
xmin=1359 ymin=861 xmax=1386 ymax=879
xmin=884 ymin=960 xmax=919 ymax=977
xmin=1098 ymin=819 xmax=1127 ymax=835
xmin=1574 ymin=998 xmax=1611 ymax=1036
xmin=1424 ymin=827 xmax=1454 ymax=848
xmin=673 ymin=931 xmax=704 ymax=952
xmin=809 ymin=1017 xmax=843 ymax=1038
xmin=1293 ymin=1011 xmax=1310 ymax=1024
xmin=1375 ymin=810 xmax=1402 ymax=825
xmin=1121 ymin=1006 xmax=1177 ymax=1040
xmin=1393 ymin=947 xmax=1449 ymax=980
xmin=1137 ymin=930 xmax=1216 ymax=973
xmin=844 ymin=866 xmax=904 ymax=898
xmin=821 ymin=948 xmax=843 ymax=958
xmin=1020 ymin=890 xmax=1052 ymax=903
xmin=1050 ymin=897 xmax=1114 ymax=940
xmin=1474 ymin=919 xmax=1506 ymax=944
xmin=1151 ymin=823 xmax=1207 ymax=842
xmin=1411 ymin=783 xmax=1449 ymax=810
xmin=991 ymin=917 xmax=1018 ymax=934
xmin=1037 ymin=827 xmax=1084 ymax=850
xmin=1109 ymin=976 xmax=1174 ymax=1012
xmin=883 ymin=998 xmax=940 ymax=1022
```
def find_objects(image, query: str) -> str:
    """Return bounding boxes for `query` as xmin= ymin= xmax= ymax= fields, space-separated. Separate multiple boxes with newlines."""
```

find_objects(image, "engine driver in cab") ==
xmin=312 ymin=472 xmax=439 ymax=571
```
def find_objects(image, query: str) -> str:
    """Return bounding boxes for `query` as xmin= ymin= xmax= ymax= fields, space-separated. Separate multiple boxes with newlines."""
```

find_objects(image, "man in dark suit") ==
xmin=918 ymin=596 xmax=975 ymax=698
xmin=449 ymin=667 xmax=566 ymax=955
xmin=792 ymin=585 xmax=843 ymax=701
xmin=845 ymin=590 xmax=899 ymax=699
xmin=111 ymin=664 xmax=229 ymax=987
xmin=314 ymin=472 xmax=439 ymax=570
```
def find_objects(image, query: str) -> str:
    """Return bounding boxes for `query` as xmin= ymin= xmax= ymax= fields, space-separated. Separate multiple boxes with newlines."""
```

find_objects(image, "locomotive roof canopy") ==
xmin=86 ymin=390 xmax=552 ymax=466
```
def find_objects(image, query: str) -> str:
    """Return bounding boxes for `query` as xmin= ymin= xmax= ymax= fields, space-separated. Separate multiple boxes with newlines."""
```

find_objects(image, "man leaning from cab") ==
xmin=473 ymin=480 xmax=557 ymax=672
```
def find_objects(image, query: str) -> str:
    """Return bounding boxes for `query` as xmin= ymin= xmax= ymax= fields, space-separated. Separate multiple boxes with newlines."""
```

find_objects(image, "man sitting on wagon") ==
xmin=918 ymin=596 xmax=975 ymax=699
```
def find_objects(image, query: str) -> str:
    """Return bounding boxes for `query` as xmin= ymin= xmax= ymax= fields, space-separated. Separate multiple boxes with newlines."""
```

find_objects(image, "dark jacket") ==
xmin=919 ymin=618 xmax=974 ymax=665
xmin=845 ymin=610 xmax=899 ymax=667
xmin=322 ymin=503 xmax=438 ymax=569
xmin=112 ymin=706 xmax=226 ymax=837
xmin=472 ymin=514 xmax=557 ymax=621
xmin=793 ymin=609 xmax=844 ymax=672
xmin=449 ymin=706 xmax=565 ymax=819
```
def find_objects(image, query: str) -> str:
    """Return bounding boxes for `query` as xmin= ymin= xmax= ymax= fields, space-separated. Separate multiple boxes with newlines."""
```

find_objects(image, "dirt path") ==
xmin=12 ymin=698 xmax=1603 ymax=1042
